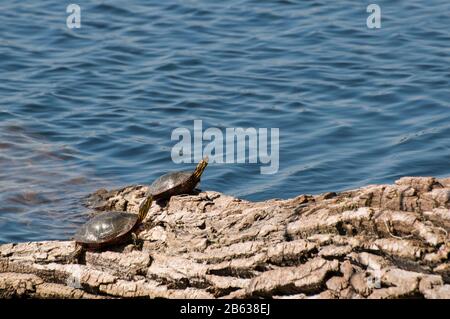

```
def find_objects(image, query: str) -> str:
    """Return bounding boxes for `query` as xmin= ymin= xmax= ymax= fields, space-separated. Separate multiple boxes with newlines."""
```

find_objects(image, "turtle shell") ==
xmin=148 ymin=158 xmax=208 ymax=200
xmin=148 ymin=171 xmax=198 ymax=199
xmin=74 ymin=211 xmax=139 ymax=248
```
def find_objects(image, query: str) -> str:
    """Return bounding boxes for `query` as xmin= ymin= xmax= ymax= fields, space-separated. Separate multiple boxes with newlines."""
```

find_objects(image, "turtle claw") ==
xmin=131 ymin=232 xmax=143 ymax=250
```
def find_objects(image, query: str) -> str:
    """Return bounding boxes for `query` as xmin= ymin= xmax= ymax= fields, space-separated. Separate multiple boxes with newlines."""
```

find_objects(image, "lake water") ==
xmin=0 ymin=0 xmax=449 ymax=243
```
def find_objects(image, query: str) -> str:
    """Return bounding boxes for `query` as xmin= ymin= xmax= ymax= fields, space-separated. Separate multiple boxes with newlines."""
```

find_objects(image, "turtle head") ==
xmin=193 ymin=156 xmax=209 ymax=180
xmin=137 ymin=194 xmax=153 ymax=223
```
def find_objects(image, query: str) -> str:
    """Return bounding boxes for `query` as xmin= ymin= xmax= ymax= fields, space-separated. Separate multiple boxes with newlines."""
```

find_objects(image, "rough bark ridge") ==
xmin=1 ymin=176 xmax=449 ymax=299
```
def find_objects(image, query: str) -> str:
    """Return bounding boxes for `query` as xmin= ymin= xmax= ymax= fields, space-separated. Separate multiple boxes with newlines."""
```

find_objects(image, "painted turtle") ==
xmin=148 ymin=157 xmax=208 ymax=200
xmin=70 ymin=195 xmax=153 ymax=261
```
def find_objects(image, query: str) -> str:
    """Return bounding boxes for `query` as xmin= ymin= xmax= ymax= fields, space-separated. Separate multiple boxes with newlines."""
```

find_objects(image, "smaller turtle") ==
xmin=148 ymin=157 xmax=208 ymax=200
xmin=70 ymin=195 xmax=153 ymax=262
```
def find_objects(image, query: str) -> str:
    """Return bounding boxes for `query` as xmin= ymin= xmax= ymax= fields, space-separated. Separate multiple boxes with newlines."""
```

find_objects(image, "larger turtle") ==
xmin=148 ymin=157 xmax=208 ymax=200
xmin=70 ymin=195 xmax=153 ymax=262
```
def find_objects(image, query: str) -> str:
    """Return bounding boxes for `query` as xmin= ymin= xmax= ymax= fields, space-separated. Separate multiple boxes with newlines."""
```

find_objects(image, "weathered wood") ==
xmin=1 ymin=176 xmax=449 ymax=298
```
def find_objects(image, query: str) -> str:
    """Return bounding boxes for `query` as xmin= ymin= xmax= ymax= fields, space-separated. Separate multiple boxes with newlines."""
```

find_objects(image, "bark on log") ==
xmin=1 ymin=176 xmax=449 ymax=299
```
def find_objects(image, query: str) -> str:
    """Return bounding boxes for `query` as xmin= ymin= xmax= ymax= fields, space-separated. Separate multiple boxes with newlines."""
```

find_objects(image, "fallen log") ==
xmin=1 ymin=176 xmax=449 ymax=299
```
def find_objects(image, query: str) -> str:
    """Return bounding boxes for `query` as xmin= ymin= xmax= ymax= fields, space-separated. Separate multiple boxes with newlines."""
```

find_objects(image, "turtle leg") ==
xmin=67 ymin=243 xmax=84 ymax=264
xmin=131 ymin=232 xmax=143 ymax=250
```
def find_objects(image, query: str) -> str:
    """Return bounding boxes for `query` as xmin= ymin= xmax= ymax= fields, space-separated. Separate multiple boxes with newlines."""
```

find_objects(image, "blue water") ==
xmin=0 ymin=0 xmax=449 ymax=243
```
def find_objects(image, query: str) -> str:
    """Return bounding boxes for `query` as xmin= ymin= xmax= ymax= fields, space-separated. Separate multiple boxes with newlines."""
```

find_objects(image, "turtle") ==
xmin=148 ymin=157 xmax=208 ymax=200
xmin=69 ymin=195 xmax=153 ymax=262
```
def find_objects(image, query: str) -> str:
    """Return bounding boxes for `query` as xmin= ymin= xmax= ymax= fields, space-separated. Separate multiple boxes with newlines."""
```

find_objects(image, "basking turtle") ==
xmin=148 ymin=157 xmax=208 ymax=200
xmin=70 ymin=195 xmax=153 ymax=261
